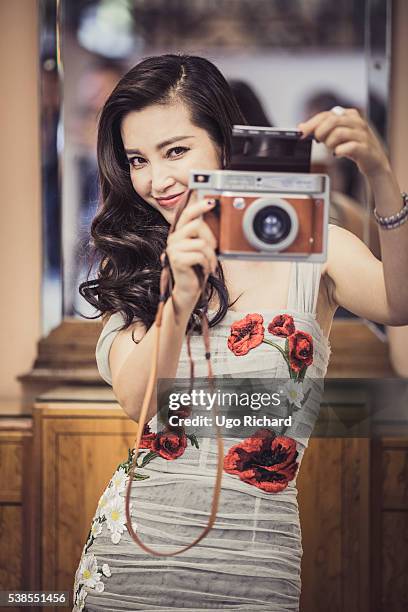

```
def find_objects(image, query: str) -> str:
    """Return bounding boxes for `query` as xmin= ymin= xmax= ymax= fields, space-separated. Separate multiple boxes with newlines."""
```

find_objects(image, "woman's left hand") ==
xmin=297 ymin=108 xmax=391 ymax=179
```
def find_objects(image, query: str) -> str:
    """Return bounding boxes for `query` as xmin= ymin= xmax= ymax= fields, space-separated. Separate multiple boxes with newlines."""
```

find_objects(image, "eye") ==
xmin=167 ymin=146 xmax=190 ymax=158
xmin=127 ymin=156 xmax=146 ymax=168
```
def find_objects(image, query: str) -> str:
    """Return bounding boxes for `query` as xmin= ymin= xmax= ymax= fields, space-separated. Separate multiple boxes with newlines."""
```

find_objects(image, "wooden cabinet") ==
xmin=299 ymin=437 xmax=371 ymax=612
xmin=371 ymin=435 xmax=408 ymax=611
xmin=0 ymin=419 xmax=34 ymax=611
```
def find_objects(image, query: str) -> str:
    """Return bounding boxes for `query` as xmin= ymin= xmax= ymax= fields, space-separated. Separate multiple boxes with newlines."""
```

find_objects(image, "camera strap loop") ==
xmin=125 ymin=189 xmax=224 ymax=556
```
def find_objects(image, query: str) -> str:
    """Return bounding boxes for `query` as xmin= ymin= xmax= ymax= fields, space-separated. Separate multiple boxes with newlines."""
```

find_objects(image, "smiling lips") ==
xmin=155 ymin=191 xmax=186 ymax=208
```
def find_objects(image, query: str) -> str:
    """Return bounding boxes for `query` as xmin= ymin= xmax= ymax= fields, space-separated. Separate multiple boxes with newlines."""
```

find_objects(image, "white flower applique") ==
xmin=109 ymin=466 xmax=128 ymax=493
xmin=73 ymin=552 xmax=110 ymax=611
xmin=90 ymin=521 xmax=102 ymax=539
xmin=95 ymin=486 xmax=117 ymax=520
xmin=85 ymin=474 xmax=135 ymax=548
xmin=104 ymin=493 xmax=134 ymax=544
xmin=283 ymin=380 xmax=305 ymax=409
xmin=77 ymin=553 xmax=102 ymax=589
xmin=73 ymin=459 xmax=141 ymax=609
xmin=73 ymin=584 xmax=88 ymax=612
xmin=102 ymin=563 xmax=112 ymax=577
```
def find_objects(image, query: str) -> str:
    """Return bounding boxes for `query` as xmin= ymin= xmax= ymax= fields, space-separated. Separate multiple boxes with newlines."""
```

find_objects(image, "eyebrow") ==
xmin=125 ymin=135 xmax=195 ymax=156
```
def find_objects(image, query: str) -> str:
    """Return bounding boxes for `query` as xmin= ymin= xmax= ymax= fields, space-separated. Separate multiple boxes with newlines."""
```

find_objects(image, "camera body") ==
xmin=189 ymin=126 xmax=330 ymax=262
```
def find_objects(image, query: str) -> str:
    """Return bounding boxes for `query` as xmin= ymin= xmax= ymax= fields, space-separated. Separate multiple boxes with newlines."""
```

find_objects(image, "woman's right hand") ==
xmin=165 ymin=199 xmax=218 ymax=311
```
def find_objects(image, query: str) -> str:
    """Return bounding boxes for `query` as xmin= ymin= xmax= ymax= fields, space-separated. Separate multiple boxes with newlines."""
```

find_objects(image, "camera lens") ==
xmin=253 ymin=206 xmax=291 ymax=244
xmin=242 ymin=197 xmax=299 ymax=252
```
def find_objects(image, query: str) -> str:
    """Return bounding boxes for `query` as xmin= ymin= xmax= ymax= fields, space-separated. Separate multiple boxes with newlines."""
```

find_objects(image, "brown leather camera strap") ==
xmin=125 ymin=190 xmax=224 ymax=556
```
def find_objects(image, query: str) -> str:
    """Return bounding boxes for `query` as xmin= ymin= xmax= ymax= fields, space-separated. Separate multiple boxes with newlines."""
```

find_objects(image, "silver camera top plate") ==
xmin=189 ymin=169 xmax=328 ymax=196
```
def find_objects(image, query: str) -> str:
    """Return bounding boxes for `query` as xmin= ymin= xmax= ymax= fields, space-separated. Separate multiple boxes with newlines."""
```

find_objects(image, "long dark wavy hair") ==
xmin=79 ymin=54 xmax=246 ymax=334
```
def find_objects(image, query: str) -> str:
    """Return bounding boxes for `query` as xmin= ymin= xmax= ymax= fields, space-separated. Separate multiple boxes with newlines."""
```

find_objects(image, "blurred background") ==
xmin=41 ymin=0 xmax=388 ymax=330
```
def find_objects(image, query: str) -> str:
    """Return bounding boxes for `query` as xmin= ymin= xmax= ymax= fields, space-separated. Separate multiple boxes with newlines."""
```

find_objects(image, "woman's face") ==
xmin=121 ymin=101 xmax=222 ymax=223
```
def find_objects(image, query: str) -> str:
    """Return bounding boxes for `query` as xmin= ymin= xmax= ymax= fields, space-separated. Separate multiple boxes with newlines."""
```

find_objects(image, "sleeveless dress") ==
xmin=72 ymin=260 xmax=332 ymax=612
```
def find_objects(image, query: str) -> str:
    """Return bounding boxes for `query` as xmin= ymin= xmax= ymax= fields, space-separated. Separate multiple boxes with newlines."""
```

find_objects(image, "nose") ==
xmin=150 ymin=163 xmax=176 ymax=196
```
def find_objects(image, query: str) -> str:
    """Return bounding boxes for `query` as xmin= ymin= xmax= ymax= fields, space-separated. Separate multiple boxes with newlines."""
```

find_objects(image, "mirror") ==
xmin=39 ymin=0 xmax=391 ymax=336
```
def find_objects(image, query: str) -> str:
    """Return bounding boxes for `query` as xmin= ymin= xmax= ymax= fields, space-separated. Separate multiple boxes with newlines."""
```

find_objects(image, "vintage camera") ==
xmin=189 ymin=126 xmax=330 ymax=262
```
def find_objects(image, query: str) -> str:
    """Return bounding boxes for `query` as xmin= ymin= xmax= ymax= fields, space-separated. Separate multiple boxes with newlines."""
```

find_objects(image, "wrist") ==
xmin=170 ymin=287 xmax=200 ymax=318
xmin=365 ymin=159 xmax=394 ymax=185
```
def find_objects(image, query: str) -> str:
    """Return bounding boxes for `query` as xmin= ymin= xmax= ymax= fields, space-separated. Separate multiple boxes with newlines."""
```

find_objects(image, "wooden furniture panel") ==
xmin=0 ymin=419 xmax=34 ymax=612
xmin=298 ymin=438 xmax=370 ymax=612
xmin=0 ymin=437 xmax=24 ymax=501
xmin=381 ymin=512 xmax=408 ymax=610
xmin=0 ymin=505 xmax=23 ymax=591
xmin=382 ymin=448 xmax=408 ymax=509
xmin=298 ymin=438 xmax=343 ymax=611
xmin=371 ymin=437 xmax=408 ymax=612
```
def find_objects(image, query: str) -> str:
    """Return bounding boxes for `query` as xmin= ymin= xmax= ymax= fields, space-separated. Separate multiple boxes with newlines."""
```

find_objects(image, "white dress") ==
xmin=72 ymin=260 xmax=331 ymax=611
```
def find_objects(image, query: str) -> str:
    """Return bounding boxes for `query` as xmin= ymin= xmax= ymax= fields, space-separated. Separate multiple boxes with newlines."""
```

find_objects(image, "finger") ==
xmin=169 ymin=238 xmax=207 ymax=252
xmin=175 ymin=198 xmax=216 ymax=229
xmin=198 ymin=242 xmax=218 ymax=273
xmin=323 ymin=126 xmax=364 ymax=151
xmin=169 ymin=218 xmax=217 ymax=248
xmin=297 ymin=111 xmax=331 ymax=139
xmin=333 ymin=140 xmax=365 ymax=161
xmin=168 ymin=238 xmax=218 ymax=273
xmin=172 ymin=251 xmax=212 ymax=275
xmin=168 ymin=219 xmax=201 ymax=243
xmin=197 ymin=219 xmax=218 ymax=249
xmin=298 ymin=108 xmax=364 ymax=140
xmin=314 ymin=115 xmax=365 ymax=144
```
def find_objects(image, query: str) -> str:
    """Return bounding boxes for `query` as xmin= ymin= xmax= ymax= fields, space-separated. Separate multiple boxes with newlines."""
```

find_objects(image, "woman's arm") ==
xmin=109 ymin=288 xmax=197 ymax=422
xmin=387 ymin=325 xmax=408 ymax=377
xmin=325 ymin=223 xmax=407 ymax=325
xmin=299 ymin=109 xmax=408 ymax=326
xmin=109 ymin=198 xmax=218 ymax=422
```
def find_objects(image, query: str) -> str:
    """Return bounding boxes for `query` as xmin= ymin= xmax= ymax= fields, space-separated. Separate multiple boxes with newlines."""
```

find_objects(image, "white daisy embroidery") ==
xmin=105 ymin=495 xmax=132 ymax=544
xmin=77 ymin=553 xmax=102 ymax=589
xmin=102 ymin=563 xmax=112 ymax=577
xmin=90 ymin=521 xmax=103 ymax=538
xmin=109 ymin=467 xmax=128 ymax=493
xmin=283 ymin=380 xmax=304 ymax=409
xmin=73 ymin=586 xmax=88 ymax=612
xmin=95 ymin=486 xmax=117 ymax=519
xmin=94 ymin=581 xmax=105 ymax=593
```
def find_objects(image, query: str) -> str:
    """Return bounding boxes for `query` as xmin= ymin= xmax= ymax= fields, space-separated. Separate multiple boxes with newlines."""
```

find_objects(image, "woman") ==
xmin=73 ymin=54 xmax=408 ymax=611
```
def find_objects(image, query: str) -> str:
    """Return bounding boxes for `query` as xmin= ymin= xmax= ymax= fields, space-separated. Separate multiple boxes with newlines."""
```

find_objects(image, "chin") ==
xmin=163 ymin=209 xmax=178 ymax=224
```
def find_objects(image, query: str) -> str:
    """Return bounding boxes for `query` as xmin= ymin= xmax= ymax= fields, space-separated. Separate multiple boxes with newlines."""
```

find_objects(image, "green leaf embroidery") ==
xmin=137 ymin=450 xmax=160 ymax=468
xmin=186 ymin=433 xmax=200 ymax=449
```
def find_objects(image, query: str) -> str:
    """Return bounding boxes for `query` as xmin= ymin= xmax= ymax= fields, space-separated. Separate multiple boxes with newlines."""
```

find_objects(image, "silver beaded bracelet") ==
xmin=373 ymin=192 xmax=408 ymax=229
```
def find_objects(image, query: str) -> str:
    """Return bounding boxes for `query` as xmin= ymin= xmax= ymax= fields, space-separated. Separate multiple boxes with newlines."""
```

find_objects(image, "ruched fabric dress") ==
xmin=72 ymin=260 xmax=332 ymax=612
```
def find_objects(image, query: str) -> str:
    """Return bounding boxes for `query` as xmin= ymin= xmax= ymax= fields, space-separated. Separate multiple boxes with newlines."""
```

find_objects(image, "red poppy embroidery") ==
xmin=139 ymin=423 xmax=157 ymax=450
xmin=267 ymin=313 xmax=295 ymax=337
xmin=227 ymin=313 xmax=265 ymax=356
xmin=152 ymin=430 xmax=188 ymax=460
xmin=288 ymin=330 xmax=314 ymax=373
xmin=228 ymin=312 xmax=314 ymax=381
xmin=223 ymin=428 xmax=299 ymax=493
